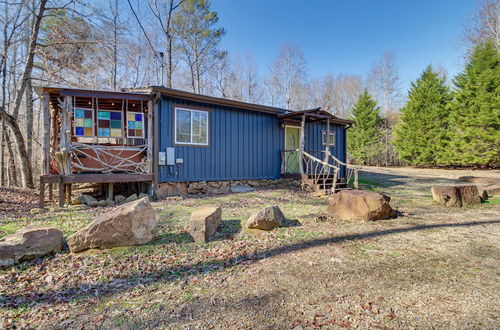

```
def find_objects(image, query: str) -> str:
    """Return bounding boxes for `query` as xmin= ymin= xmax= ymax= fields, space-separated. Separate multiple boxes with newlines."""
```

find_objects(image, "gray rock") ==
xmin=124 ymin=194 xmax=138 ymax=203
xmin=230 ymin=185 xmax=256 ymax=193
xmin=0 ymin=226 xmax=63 ymax=267
xmin=67 ymin=197 xmax=157 ymax=253
xmin=138 ymin=193 xmax=149 ymax=200
xmin=97 ymin=200 xmax=107 ymax=207
xmin=114 ymin=195 xmax=126 ymax=203
xmin=188 ymin=206 xmax=222 ymax=243
xmin=246 ymin=205 xmax=285 ymax=230
xmin=75 ymin=194 xmax=97 ymax=205
xmin=106 ymin=199 xmax=116 ymax=207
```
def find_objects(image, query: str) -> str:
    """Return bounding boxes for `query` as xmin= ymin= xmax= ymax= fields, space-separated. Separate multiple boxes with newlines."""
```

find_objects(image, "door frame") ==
xmin=283 ymin=125 xmax=301 ymax=174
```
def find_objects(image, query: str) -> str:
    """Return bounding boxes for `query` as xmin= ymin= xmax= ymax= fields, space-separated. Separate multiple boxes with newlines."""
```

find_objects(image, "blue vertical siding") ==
xmin=157 ymin=96 xmax=347 ymax=182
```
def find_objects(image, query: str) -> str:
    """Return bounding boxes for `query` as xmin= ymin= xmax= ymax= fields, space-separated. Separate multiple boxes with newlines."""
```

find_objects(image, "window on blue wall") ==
xmin=174 ymin=107 xmax=209 ymax=146
xmin=322 ymin=131 xmax=335 ymax=146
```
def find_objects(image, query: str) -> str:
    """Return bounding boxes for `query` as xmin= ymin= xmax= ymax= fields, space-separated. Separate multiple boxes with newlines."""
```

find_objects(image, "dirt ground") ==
xmin=0 ymin=167 xmax=499 ymax=329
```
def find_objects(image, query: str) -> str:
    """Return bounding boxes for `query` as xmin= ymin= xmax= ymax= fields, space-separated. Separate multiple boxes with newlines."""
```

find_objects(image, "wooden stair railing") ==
xmin=302 ymin=151 xmax=341 ymax=195
xmin=325 ymin=150 xmax=362 ymax=189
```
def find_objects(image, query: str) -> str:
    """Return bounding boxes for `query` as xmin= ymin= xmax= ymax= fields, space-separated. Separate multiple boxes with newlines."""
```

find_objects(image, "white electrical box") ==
xmin=158 ymin=152 xmax=166 ymax=165
xmin=166 ymin=147 xmax=175 ymax=166
xmin=176 ymin=158 xmax=184 ymax=164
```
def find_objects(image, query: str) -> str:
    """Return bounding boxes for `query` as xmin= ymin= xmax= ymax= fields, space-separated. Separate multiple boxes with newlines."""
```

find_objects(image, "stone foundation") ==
xmin=155 ymin=179 xmax=300 ymax=199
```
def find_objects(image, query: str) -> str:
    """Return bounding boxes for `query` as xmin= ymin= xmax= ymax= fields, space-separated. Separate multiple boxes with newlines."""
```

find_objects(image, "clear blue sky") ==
xmin=211 ymin=0 xmax=478 ymax=91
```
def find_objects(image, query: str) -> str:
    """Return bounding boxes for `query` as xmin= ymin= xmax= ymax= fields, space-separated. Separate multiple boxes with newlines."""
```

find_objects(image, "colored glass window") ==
xmin=97 ymin=111 xmax=123 ymax=137
xmin=127 ymin=111 xmax=144 ymax=138
xmin=74 ymin=108 xmax=94 ymax=136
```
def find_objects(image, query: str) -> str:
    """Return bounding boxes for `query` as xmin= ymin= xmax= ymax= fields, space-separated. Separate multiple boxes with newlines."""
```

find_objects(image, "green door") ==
xmin=284 ymin=126 xmax=300 ymax=173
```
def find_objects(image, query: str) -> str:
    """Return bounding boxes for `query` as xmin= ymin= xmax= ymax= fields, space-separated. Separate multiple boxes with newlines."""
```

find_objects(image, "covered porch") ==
xmin=35 ymin=87 xmax=155 ymax=207
xmin=278 ymin=108 xmax=360 ymax=195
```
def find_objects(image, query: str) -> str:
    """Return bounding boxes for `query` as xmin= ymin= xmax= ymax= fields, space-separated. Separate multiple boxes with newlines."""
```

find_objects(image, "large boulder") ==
xmin=188 ymin=206 xmax=222 ymax=243
xmin=67 ymin=197 xmax=157 ymax=252
xmin=431 ymin=185 xmax=481 ymax=207
xmin=246 ymin=205 xmax=285 ymax=230
xmin=327 ymin=190 xmax=396 ymax=221
xmin=0 ymin=226 xmax=63 ymax=267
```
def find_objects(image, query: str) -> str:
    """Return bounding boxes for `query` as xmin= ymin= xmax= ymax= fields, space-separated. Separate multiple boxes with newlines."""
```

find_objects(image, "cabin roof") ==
xmin=278 ymin=107 xmax=354 ymax=125
xmin=34 ymin=86 xmax=352 ymax=124
xmin=125 ymin=86 xmax=288 ymax=114
xmin=34 ymin=86 xmax=153 ymax=101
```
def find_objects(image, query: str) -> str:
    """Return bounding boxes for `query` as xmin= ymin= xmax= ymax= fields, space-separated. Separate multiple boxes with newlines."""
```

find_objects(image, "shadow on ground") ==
xmin=2 ymin=219 xmax=499 ymax=309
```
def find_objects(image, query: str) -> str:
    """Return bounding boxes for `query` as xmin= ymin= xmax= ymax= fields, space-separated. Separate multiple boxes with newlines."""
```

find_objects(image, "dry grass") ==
xmin=0 ymin=168 xmax=499 ymax=329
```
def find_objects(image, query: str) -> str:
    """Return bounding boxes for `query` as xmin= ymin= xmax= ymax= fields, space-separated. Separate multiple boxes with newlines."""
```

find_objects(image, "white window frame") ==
xmin=174 ymin=107 xmax=209 ymax=146
xmin=322 ymin=131 xmax=335 ymax=147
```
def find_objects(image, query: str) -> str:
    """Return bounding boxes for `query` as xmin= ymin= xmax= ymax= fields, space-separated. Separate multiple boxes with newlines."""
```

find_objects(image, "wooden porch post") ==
xmin=58 ymin=96 xmax=73 ymax=175
xmin=299 ymin=114 xmax=305 ymax=175
xmin=39 ymin=91 xmax=50 ymax=208
xmin=324 ymin=118 xmax=330 ymax=162
xmin=147 ymin=99 xmax=154 ymax=195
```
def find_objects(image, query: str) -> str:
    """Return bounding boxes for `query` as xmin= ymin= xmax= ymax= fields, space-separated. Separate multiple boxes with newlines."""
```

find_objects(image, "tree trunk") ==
xmin=0 ymin=0 xmax=48 ymax=188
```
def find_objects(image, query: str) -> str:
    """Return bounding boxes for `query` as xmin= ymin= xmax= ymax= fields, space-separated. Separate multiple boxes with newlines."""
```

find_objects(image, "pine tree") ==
xmin=393 ymin=65 xmax=452 ymax=166
xmin=347 ymin=89 xmax=384 ymax=165
xmin=447 ymin=41 xmax=500 ymax=166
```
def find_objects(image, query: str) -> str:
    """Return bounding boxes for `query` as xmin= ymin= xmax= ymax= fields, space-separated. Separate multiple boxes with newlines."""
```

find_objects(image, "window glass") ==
xmin=127 ymin=112 xmax=144 ymax=138
xmin=322 ymin=132 xmax=335 ymax=146
xmin=175 ymin=108 xmax=208 ymax=145
xmin=176 ymin=109 xmax=191 ymax=143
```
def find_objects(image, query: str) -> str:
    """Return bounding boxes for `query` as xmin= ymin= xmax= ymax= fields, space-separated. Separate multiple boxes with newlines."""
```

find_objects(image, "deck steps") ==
xmin=301 ymin=174 xmax=350 ymax=196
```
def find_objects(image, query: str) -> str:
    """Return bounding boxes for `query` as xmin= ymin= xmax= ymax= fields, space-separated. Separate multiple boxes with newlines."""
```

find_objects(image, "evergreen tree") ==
xmin=393 ymin=65 xmax=452 ymax=166
xmin=447 ymin=41 xmax=500 ymax=166
xmin=347 ymin=89 xmax=384 ymax=165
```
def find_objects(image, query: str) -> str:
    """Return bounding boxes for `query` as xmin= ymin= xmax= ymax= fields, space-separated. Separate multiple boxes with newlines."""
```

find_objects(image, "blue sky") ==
xmin=211 ymin=0 xmax=478 ymax=91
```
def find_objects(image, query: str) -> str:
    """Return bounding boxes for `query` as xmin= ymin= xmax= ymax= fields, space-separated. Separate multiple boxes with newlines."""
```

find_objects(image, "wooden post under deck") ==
xmin=108 ymin=182 xmax=114 ymax=201
xmin=298 ymin=114 xmax=305 ymax=175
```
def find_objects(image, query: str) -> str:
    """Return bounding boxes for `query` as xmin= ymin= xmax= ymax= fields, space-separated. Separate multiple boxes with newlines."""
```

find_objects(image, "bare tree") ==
xmin=367 ymin=51 xmax=402 ymax=166
xmin=464 ymin=0 xmax=500 ymax=51
xmin=0 ymin=0 xmax=49 ymax=188
xmin=265 ymin=42 xmax=307 ymax=110
xmin=148 ymin=0 xmax=184 ymax=88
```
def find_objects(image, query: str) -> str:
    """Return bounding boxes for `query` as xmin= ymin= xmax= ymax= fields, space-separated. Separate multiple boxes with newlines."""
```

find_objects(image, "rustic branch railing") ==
xmin=70 ymin=142 xmax=148 ymax=174
xmin=302 ymin=151 xmax=339 ymax=194
xmin=325 ymin=150 xmax=362 ymax=189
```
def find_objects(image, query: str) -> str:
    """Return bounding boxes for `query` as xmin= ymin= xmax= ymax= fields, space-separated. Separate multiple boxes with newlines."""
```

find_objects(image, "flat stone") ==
xmin=188 ymin=206 xmax=222 ymax=243
xmin=67 ymin=197 xmax=157 ymax=252
xmin=230 ymin=185 xmax=256 ymax=193
xmin=246 ymin=205 xmax=285 ymax=230
xmin=0 ymin=226 xmax=63 ymax=267
xmin=76 ymin=194 xmax=97 ymax=205
xmin=327 ymin=190 xmax=396 ymax=221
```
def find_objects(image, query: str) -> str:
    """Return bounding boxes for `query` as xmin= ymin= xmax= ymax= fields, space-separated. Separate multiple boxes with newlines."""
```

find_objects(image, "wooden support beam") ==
xmin=108 ymin=182 xmax=114 ymax=201
xmin=299 ymin=114 xmax=305 ymax=175
xmin=39 ymin=181 xmax=45 ymax=208
xmin=66 ymin=184 xmax=72 ymax=205
xmin=147 ymin=100 xmax=153 ymax=176
xmin=48 ymin=184 xmax=53 ymax=201
xmin=41 ymin=91 xmax=50 ymax=176
xmin=58 ymin=182 xmax=65 ymax=207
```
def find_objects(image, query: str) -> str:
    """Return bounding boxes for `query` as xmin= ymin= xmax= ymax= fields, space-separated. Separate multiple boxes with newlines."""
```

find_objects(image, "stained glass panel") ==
xmin=127 ymin=111 xmax=144 ymax=138
xmin=73 ymin=108 xmax=94 ymax=136
xmin=97 ymin=111 xmax=123 ymax=137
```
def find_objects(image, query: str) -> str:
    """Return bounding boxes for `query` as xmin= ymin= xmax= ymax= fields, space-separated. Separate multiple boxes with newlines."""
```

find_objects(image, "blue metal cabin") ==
xmin=143 ymin=87 xmax=353 ymax=189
